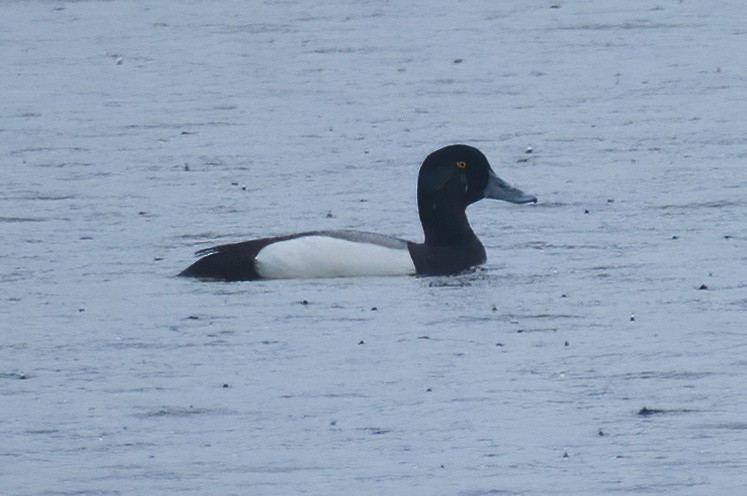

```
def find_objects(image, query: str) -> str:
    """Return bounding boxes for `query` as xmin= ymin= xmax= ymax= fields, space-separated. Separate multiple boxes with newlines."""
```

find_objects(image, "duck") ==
xmin=179 ymin=144 xmax=536 ymax=281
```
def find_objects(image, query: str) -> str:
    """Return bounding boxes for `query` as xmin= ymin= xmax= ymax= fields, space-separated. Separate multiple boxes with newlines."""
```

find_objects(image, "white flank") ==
xmin=254 ymin=235 xmax=416 ymax=279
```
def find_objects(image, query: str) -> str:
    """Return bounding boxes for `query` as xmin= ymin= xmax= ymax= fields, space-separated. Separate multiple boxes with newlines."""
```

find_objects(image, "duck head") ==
xmin=417 ymin=144 xmax=536 ymax=244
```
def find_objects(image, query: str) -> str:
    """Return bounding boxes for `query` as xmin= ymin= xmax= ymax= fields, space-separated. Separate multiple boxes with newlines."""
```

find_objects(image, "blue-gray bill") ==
xmin=483 ymin=169 xmax=537 ymax=204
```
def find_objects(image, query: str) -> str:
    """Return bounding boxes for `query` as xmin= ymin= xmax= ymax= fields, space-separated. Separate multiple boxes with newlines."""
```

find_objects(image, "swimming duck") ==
xmin=179 ymin=144 xmax=536 ymax=281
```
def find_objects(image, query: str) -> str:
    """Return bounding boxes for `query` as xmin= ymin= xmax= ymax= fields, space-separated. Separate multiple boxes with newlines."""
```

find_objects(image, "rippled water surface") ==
xmin=1 ymin=1 xmax=746 ymax=494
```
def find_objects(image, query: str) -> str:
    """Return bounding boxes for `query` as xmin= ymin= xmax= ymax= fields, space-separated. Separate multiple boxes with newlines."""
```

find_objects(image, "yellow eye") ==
xmin=456 ymin=161 xmax=468 ymax=169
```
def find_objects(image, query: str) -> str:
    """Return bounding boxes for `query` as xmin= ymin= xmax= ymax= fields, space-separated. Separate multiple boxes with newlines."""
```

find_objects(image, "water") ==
xmin=1 ymin=1 xmax=746 ymax=494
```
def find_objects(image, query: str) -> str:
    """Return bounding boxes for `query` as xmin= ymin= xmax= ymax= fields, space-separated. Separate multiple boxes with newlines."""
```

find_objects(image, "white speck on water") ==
xmin=1 ymin=0 xmax=746 ymax=495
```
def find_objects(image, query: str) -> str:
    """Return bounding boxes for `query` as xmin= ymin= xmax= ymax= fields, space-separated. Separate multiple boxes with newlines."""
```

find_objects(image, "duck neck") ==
xmin=418 ymin=198 xmax=479 ymax=246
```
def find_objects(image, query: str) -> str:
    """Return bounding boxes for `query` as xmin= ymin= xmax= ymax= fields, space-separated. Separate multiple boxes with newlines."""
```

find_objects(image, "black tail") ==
xmin=179 ymin=239 xmax=270 ymax=281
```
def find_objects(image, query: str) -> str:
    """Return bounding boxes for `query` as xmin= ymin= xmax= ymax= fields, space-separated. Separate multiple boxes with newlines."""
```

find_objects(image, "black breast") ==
xmin=407 ymin=238 xmax=486 ymax=276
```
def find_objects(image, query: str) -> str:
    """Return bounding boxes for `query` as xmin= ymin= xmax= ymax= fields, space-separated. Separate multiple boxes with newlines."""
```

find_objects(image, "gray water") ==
xmin=1 ymin=1 xmax=746 ymax=494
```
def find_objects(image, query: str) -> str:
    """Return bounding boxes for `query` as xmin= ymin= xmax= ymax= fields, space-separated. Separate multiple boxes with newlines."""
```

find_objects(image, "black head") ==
xmin=416 ymin=144 xmax=536 ymax=246
xmin=418 ymin=145 xmax=490 ymax=207
xmin=417 ymin=144 xmax=536 ymax=209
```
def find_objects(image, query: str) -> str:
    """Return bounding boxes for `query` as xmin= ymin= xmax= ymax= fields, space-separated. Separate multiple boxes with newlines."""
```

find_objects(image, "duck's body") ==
xmin=179 ymin=144 xmax=536 ymax=281
xmin=181 ymin=230 xmax=415 ymax=281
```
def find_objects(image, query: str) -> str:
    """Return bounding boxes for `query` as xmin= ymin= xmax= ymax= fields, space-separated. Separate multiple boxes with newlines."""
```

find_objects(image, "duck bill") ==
xmin=483 ymin=169 xmax=537 ymax=204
